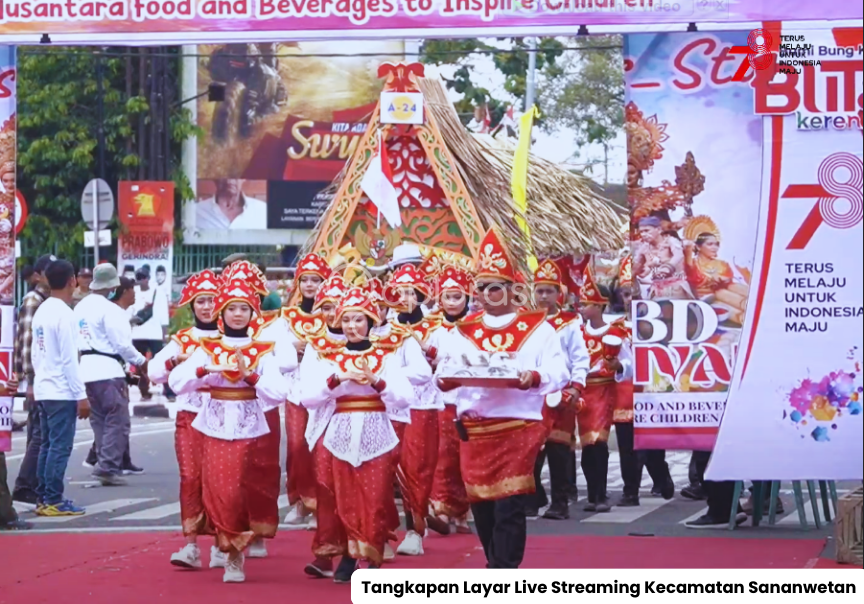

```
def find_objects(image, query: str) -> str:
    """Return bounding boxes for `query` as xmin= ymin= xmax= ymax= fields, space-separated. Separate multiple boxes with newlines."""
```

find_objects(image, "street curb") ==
xmin=132 ymin=403 xmax=170 ymax=419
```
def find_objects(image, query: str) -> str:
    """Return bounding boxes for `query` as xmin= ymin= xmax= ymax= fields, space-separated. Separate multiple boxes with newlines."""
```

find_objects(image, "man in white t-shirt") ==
xmin=77 ymin=265 xmax=149 ymax=486
xmin=31 ymin=259 xmax=90 ymax=516
xmin=131 ymin=269 xmax=171 ymax=401
xmin=196 ymin=178 xmax=267 ymax=230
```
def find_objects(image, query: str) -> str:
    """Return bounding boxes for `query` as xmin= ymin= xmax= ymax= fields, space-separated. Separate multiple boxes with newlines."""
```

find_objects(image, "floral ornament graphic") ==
xmin=783 ymin=347 xmax=862 ymax=442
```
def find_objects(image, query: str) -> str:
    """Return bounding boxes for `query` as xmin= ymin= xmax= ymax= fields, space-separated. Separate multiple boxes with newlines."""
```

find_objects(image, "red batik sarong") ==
xmin=395 ymin=409 xmax=439 ymax=535
xmin=286 ymin=403 xmax=317 ymax=511
xmin=385 ymin=421 xmax=407 ymax=534
xmin=245 ymin=408 xmax=281 ymax=538
xmin=175 ymin=411 xmax=205 ymax=537
xmin=201 ymin=435 xmax=258 ymax=553
xmin=459 ymin=419 xmax=546 ymax=503
xmin=577 ymin=378 xmax=616 ymax=446
xmin=613 ymin=379 xmax=634 ymax=423
xmin=430 ymin=405 xmax=469 ymax=519
xmin=312 ymin=441 xmax=395 ymax=566
xmin=543 ymin=396 xmax=578 ymax=448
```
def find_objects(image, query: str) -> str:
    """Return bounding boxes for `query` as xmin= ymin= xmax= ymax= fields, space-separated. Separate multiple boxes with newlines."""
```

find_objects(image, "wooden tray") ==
xmin=445 ymin=376 xmax=521 ymax=388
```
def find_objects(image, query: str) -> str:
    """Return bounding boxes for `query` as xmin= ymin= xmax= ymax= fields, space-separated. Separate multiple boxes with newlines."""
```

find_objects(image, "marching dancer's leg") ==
xmin=285 ymin=402 xmax=316 ymax=525
xmin=429 ymin=404 xmax=470 ymax=533
xmin=615 ymin=421 xmax=642 ymax=506
xmin=543 ymin=441 xmax=571 ymax=519
xmin=396 ymin=409 xmax=439 ymax=556
xmin=170 ymin=411 xmax=206 ymax=569
xmin=307 ymin=442 xmax=344 ymax=579
xmin=245 ymin=408 xmax=282 ymax=558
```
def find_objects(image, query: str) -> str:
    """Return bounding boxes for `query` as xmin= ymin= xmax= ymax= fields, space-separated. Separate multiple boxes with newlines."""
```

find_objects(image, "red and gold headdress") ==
xmin=417 ymin=253 xmax=444 ymax=283
xmin=533 ymin=258 xmax=563 ymax=288
xmin=363 ymin=277 xmax=386 ymax=303
xmin=625 ymin=101 xmax=668 ymax=174
xmin=295 ymin=253 xmax=332 ymax=281
xmin=178 ymin=270 xmax=221 ymax=307
xmin=336 ymin=287 xmax=379 ymax=323
xmin=384 ymin=264 xmax=432 ymax=306
xmin=433 ymin=265 xmax=474 ymax=297
xmin=215 ymin=278 xmax=261 ymax=315
xmin=580 ymin=263 xmax=609 ymax=307
xmin=618 ymin=254 xmax=632 ymax=287
xmin=474 ymin=227 xmax=518 ymax=283
xmin=314 ymin=274 xmax=348 ymax=310
xmin=223 ymin=260 xmax=268 ymax=296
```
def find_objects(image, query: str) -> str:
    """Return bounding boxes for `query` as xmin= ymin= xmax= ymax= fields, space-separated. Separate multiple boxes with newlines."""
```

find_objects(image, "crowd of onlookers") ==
xmin=0 ymin=256 xmax=173 ymax=529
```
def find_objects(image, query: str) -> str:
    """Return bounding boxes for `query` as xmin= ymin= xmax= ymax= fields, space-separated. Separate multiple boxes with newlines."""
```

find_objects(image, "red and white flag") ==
xmin=361 ymin=132 xmax=402 ymax=228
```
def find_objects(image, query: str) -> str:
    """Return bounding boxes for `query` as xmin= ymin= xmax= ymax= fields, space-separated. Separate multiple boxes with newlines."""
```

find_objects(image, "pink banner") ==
xmin=1 ymin=1 xmax=862 ymax=40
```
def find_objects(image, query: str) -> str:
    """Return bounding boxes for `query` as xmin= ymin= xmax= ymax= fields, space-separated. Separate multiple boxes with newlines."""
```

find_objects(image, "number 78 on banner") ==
xmin=730 ymin=29 xmax=777 ymax=81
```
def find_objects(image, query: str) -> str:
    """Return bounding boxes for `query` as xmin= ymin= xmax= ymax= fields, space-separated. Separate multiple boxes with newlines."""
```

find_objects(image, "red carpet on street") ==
xmin=0 ymin=531 xmax=838 ymax=604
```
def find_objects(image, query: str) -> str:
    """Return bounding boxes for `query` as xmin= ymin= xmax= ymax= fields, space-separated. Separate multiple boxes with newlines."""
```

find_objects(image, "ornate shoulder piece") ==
xmin=249 ymin=310 xmax=279 ymax=338
xmin=456 ymin=309 xmax=547 ymax=353
xmin=548 ymin=311 xmax=580 ymax=332
xmin=199 ymin=339 xmax=277 ymax=383
xmin=283 ymin=306 xmax=326 ymax=340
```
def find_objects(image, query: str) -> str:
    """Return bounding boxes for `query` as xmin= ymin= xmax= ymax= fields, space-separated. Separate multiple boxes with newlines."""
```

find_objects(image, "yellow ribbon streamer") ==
xmin=511 ymin=105 xmax=540 ymax=272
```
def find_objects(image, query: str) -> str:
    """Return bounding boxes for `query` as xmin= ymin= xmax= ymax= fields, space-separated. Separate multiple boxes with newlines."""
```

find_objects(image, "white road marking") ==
xmin=6 ymin=427 xmax=176 ymax=462
xmin=112 ymin=502 xmax=180 ymax=521
xmin=29 ymin=498 xmax=158 ymax=524
xmin=582 ymin=497 xmax=673 ymax=524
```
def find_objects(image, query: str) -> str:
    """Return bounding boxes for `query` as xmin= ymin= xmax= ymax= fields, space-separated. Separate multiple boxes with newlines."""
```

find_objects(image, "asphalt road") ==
xmin=5 ymin=406 xmax=848 ymax=542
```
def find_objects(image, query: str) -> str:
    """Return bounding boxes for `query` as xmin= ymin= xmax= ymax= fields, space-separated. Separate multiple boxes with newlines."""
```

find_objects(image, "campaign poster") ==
xmin=117 ymin=182 xmax=176 ymax=303
xmin=624 ymin=32 xmax=763 ymax=451
xmin=187 ymin=40 xmax=404 ymax=243
xmin=707 ymin=26 xmax=863 ymax=481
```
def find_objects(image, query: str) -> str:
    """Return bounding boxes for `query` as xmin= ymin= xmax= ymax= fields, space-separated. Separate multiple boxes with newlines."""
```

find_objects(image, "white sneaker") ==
xmin=170 ymin=543 xmax=202 ymax=569
xmin=306 ymin=515 xmax=317 ymax=531
xmin=223 ymin=554 xmax=245 ymax=583
xmin=396 ymin=530 xmax=424 ymax=556
xmin=383 ymin=543 xmax=396 ymax=562
xmin=209 ymin=546 xmax=227 ymax=569
xmin=283 ymin=502 xmax=309 ymax=525
xmin=246 ymin=538 xmax=267 ymax=559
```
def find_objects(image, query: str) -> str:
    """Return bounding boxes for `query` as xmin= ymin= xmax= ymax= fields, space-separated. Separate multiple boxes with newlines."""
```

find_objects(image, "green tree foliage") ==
xmin=419 ymin=38 xmax=564 ymax=125
xmin=537 ymin=35 xmax=625 ymax=156
xmin=16 ymin=47 xmax=197 ymax=262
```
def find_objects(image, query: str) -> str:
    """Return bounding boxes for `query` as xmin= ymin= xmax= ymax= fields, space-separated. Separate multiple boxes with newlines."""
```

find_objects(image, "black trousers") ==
xmin=580 ymin=442 xmax=609 ymax=503
xmin=471 ymin=494 xmax=531 ymax=568
xmin=616 ymin=423 xmax=673 ymax=497
xmin=688 ymin=451 xmax=711 ymax=486
xmin=532 ymin=442 xmax=571 ymax=509
xmin=133 ymin=340 xmax=174 ymax=398
xmin=567 ymin=451 xmax=577 ymax=492
xmin=705 ymin=480 xmax=737 ymax=520
xmin=12 ymin=402 xmax=42 ymax=499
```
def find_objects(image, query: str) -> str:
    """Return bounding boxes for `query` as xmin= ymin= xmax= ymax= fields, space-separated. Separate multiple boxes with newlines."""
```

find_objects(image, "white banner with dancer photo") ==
xmin=707 ymin=27 xmax=863 ymax=481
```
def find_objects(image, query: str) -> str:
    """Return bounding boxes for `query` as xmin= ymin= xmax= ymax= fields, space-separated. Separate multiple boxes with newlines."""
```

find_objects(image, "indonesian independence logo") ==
xmin=783 ymin=347 xmax=862 ymax=442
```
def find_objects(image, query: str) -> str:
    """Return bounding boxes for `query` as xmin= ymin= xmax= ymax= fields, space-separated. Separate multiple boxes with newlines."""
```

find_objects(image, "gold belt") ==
xmin=587 ymin=376 xmax=615 ymax=385
xmin=462 ymin=418 xmax=529 ymax=440
xmin=334 ymin=395 xmax=386 ymax=414
xmin=207 ymin=387 xmax=257 ymax=401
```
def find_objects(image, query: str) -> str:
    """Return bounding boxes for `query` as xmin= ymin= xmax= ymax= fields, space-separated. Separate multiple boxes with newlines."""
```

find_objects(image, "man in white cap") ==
xmin=388 ymin=243 xmax=423 ymax=271
xmin=74 ymin=264 xmax=149 ymax=486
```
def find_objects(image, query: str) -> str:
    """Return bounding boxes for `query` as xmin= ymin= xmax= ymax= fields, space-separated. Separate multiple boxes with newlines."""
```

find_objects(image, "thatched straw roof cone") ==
xmin=304 ymin=76 xmax=626 ymax=273
xmin=419 ymin=78 xmax=625 ymax=264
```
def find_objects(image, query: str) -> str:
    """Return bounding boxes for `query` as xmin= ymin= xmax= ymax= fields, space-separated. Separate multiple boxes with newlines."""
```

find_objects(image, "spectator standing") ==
xmin=72 ymin=267 xmax=93 ymax=307
xmin=1 ymin=375 xmax=30 ymax=530
xmin=11 ymin=254 xmax=55 ymax=505
xmin=131 ymin=269 xmax=173 ymax=401
xmin=76 ymin=266 xmax=148 ymax=486
xmin=31 ymin=260 xmax=90 ymax=516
